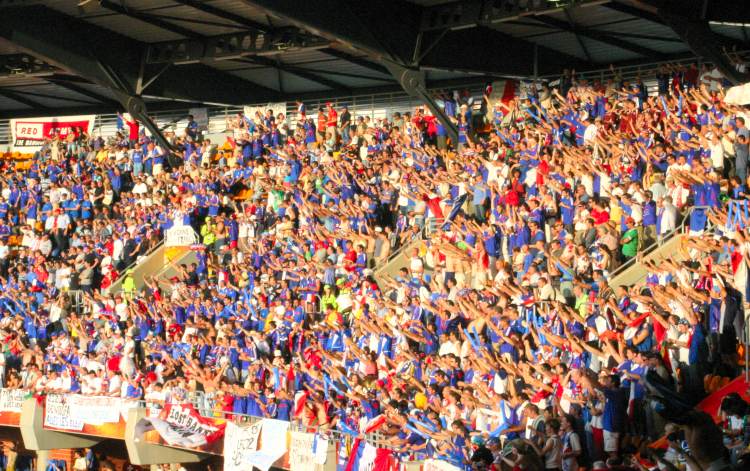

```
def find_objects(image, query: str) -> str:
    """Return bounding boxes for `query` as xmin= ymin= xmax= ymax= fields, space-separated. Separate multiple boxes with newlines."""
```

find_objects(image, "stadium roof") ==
xmin=0 ymin=0 xmax=747 ymax=128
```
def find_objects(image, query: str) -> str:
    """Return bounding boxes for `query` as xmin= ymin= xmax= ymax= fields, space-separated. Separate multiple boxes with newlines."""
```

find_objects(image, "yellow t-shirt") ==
xmin=326 ymin=310 xmax=341 ymax=327
xmin=609 ymin=204 xmax=622 ymax=224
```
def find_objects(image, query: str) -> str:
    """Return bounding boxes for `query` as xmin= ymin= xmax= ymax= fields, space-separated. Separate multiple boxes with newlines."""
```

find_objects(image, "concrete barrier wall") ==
xmin=105 ymin=244 xmax=167 ymax=295
xmin=105 ymin=245 xmax=199 ymax=295
xmin=374 ymin=237 xmax=425 ymax=286
xmin=608 ymin=234 xmax=683 ymax=289
xmin=7 ymin=397 xmax=369 ymax=470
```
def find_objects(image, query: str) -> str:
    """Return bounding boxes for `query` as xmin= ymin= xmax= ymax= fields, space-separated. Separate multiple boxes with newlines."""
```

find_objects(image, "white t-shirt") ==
xmin=710 ymin=141 xmax=725 ymax=168
xmin=562 ymin=431 xmax=582 ymax=471
xmin=124 ymin=339 xmax=135 ymax=359
xmin=73 ymin=457 xmax=87 ymax=471
xmin=145 ymin=388 xmax=166 ymax=403
xmin=701 ymin=68 xmax=724 ymax=92
xmin=583 ymin=124 xmax=598 ymax=144
xmin=108 ymin=375 xmax=122 ymax=395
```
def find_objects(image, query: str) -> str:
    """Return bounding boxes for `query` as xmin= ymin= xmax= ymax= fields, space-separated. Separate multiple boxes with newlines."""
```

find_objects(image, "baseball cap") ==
xmin=470 ymin=436 xmax=485 ymax=446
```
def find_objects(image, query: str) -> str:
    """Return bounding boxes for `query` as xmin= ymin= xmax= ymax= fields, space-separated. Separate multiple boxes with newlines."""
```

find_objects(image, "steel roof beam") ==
xmin=604 ymin=1 xmax=747 ymax=49
xmin=533 ymin=14 xmax=668 ymax=59
xmin=0 ymin=88 xmax=48 ymax=108
xmin=145 ymin=28 xmax=329 ymax=64
xmin=0 ymin=5 xmax=282 ymax=104
xmin=419 ymin=26 xmax=584 ymax=75
xmin=564 ymin=8 xmax=593 ymax=62
xmin=0 ymin=88 xmax=98 ymax=105
xmin=319 ymin=48 xmax=391 ymax=76
xmin=0 ymin=98 xmax=203 ymax=120
xmin=242 ymin=0 xmax=421 ymax=65
xmin=419 ymin=0 xmax=606 ymax=32
xmin=658 ymin=2 xmax=750 ymax=84
xmin=236 ymin=57 xmax=351 ymax=91
xmin=171 ymin=0 xmax=270 ymax=32
xmin=45 ymin=75 xmax=121 ymax=108
xmin=604 ymin=1 xmax=664 ymax=24
xmin=0 ymin=53 xmax=57 ymax=77
xmin=98 ymin=0 xmax=201 ymax=39
xmin=386 ymin=62 xmax=458 ymax=144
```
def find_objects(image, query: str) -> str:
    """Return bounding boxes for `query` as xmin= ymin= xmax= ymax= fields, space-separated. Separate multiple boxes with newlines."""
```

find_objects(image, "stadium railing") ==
xmin=608 ymin=205 xmax=714 ymax=288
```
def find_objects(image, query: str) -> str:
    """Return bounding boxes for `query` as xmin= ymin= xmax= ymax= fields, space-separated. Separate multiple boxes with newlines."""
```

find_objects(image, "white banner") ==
xmin=260 ymin=418 xmax=289 ymax=451
xmin=243 ymin=103 xmax=287 ymax=123
xmin=188 ymin=108 xmax=209 ymax=130
xmin=44 ymin=394 xmax=84 ymax=431
xmin=10 ymin=115 xmax=96 ymax=153
xmin=0 ymin=389 xmax=26 ymax=412
xmin=313 ymin=435 xmax=328 ymax=465
xmin=223 ymin=421 xmax=262 ymax=471
xmin=135 ymin=403 xmax=224 ymax=449
xmin=67 ymin=395 xmax=121 ymax=425
xmin=244 ymin=449 xmax=287 ymax=471
xmin=289 ymin=431 xmax=316 ymax=471
xmin=165 ymin=226 xmax=197 ymax=247
xmin=423 ymin=459 xmax=464 ymax=471
xmin=359 ymin=443 xmax=377 ymax=470
xmin=725 ymin=83 xmax=750 ymax=105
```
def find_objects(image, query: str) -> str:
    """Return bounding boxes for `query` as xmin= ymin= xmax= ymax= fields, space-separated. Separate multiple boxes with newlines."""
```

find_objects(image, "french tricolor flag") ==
xmin=293 ymin=391 xmax=308 ymax=417
xmin=340 ymin=415 xmax=392 ymax=471
xmin=362 ymin=414 xmax=386 ymax=434
xmin=627 ymin=381 xmax=636 ymax=420
xmin=343 ymin=441 xmax=398 ymax=471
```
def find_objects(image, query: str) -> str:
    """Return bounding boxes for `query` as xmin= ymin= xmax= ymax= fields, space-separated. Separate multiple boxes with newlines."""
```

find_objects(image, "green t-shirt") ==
xmin=621 ymin=227 xmax=639 ymax=257
xmin=575 ymin=294 xmax=589 ymax=318
xmin=122 ymin=276 xmax=135 ymax=293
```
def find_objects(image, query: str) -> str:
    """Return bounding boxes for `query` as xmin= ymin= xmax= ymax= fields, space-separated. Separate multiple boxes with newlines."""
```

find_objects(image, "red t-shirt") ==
xmin=317 ymin=112 xmax=326 ymax=131
xmin=590 ymin=208 xmax=610 ymax=225
xmin=126 ymin=119 xmax=139 ymax=141
xmin=327 ymin=109 xmax=338 ymax=127
xmin=423 ymin=194 xmax=444 ymax=218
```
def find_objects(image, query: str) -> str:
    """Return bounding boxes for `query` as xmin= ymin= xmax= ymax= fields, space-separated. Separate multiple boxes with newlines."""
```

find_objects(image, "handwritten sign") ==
xmin=223 ymin=421 xmax=262 ymax=471
xmin=44 ymin=394 xmax=84 ymax=431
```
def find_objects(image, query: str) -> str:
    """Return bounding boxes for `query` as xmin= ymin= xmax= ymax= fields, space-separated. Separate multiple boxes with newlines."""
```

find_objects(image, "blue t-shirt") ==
xmin=602 ymin=387 xmax=627 ymax=432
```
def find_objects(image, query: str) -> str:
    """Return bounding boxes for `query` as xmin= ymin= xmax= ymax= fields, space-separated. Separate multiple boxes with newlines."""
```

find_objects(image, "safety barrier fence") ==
xmin=608 ymin=204 xmax=713 ymax=281
xmin=0 ymin=388 xmax=429 ymax=469
xmin=2 ymin=47 xmax=742 ymax=147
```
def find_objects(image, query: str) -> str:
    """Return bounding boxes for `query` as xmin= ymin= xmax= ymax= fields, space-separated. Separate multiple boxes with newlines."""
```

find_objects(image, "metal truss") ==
xmin=0 ymin=53 xmax=57 ymax=77
xmin=145 ymin=28 xmax=329 ymax=65
xmin=420 ymin=0 xmax=605 ymax=31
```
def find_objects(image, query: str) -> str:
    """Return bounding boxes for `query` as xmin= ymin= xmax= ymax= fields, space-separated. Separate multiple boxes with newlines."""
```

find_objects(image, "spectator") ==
xmin=0 ymin=62 xmax=748 ymax=470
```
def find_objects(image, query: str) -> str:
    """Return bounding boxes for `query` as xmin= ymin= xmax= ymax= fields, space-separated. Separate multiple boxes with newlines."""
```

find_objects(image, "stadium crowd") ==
xmin=0 ymin=62 xmax=750 ymax=471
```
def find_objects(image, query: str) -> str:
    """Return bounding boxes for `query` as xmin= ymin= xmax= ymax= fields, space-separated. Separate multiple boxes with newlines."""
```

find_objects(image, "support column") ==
xmin=124 ymin=407 xmax=204 ymax=465
xmin=116 ymin=94 xmax=181 ymax=168
xmin=384 ymin=62 xmax=459 ymax=145
xmin=19 ymin=398 xmax=101 ymax=454
xmin=658 ymin=5 xmax=750 ymax=85
xmin=35 ymin=450 xmax=48 ymax=471
xmin=100 ymin=61 xmax=180 ymax=169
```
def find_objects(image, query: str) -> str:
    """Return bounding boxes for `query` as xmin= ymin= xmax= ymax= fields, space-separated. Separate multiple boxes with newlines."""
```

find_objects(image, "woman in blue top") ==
xmin=730 ymin=176 xmax=748 ymax=200
xmin=457 ymin=115 xmax=469 ymax=148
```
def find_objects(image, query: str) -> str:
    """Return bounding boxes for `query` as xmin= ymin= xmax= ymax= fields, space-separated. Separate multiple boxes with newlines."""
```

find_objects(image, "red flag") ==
xmin=500 ymin=80 xmax=517 ymax=104
xmin=287 ymin=364 xmax=295 ymax=386
xmin=373 ymin=448 xmax=400 ymax=471
xmin=294 ymin=391 xmax=308 ymax=417
xmin=628 ymin=312 xmax=650 ymax=327
xmin=651 ymin=376 xmax=750 ymax=449
xmin=627 ymin=381 xmax=636 ymax=420
xmin=695 ymin=376 xmax=750 ymax=418
xmin=363 ymin=414 xmax=386 ymax=433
